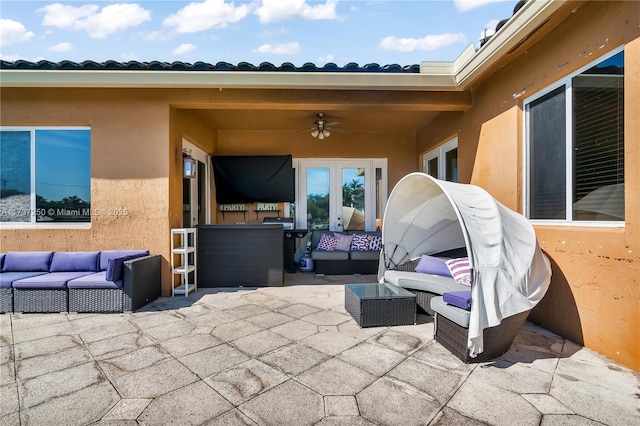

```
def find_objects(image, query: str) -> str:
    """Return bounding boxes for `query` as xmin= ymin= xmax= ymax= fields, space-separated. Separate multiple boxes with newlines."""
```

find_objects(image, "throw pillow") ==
xmin=445 ymin=257 xmax=472 ymax=286
xmin=350 ymin=234 xmax=371 ymax=251
xmin=316 ymin=233 xmax=338 ymax=251
xmin=368 ymin=235 xmax=382 ymax=251
xmin=415 ymin=255 xmax=453 ymax=277
xmin=333 ymin=233 xmax=353 ymax=251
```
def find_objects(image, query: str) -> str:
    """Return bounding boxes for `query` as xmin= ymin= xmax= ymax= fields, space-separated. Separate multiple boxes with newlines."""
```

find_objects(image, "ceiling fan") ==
xmin=299 ymin=113 xmax=347 ymax=139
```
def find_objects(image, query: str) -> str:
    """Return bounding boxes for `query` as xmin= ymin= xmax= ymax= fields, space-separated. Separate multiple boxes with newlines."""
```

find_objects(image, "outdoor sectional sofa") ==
xmin=310 ymin=229 xmax=382 ymax=275
xmin=0 ymin=250 xmax=161 ymax=313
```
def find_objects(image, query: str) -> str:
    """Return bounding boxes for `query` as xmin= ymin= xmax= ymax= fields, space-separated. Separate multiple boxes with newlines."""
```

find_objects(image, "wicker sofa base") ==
xmin=14 ymin=288 xmax=68 ymax=313
xmin=0 ymin=288 xmax=12 ymax=313
xmin=315 ymin=259 xmax=379 ymax=275
xmin=406 ymin=289 xmax=436 ymax=316
xmin=69 ymin=288 xmax=124 ymax=313
xmin=434 ymin=310 xmax=530 ymax=363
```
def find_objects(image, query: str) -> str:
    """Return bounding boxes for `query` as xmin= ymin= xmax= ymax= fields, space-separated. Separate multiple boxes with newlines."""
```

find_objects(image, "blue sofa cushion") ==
xmin=443 ymin=290 xmax=472 ymax=311
xmin=2 ymin=251 xmax=53 ymax=272
xmin=0 ymin=272 xmax=47 ymax=288
xmin=105 ymin=254 xmax=143 ymax=281
xmin=67 ymin=271 xmax=122 ymax=289
xmin=50 ymin=251 xmax=100 ymax=272
xmin=99 ymin=250 xmax=149 ymax=271
xmin=12 ymin=271 xmax=94 ymax=289
xmin=0 ymin=253 xmax=4 ymax=270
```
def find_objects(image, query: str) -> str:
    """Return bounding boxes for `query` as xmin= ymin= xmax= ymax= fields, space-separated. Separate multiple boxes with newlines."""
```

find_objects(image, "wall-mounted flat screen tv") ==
xmin=212 ymin=155 xmax=294 ymax=204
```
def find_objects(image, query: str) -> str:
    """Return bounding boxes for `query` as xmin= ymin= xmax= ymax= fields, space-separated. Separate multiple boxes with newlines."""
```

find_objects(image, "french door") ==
xmin=182 ymin=140 xmax=210 ymax=228
xmin=423 ymin=138 xmax=458 ymax=182
xmin=296 ymin=159 xmax=387 ymax=232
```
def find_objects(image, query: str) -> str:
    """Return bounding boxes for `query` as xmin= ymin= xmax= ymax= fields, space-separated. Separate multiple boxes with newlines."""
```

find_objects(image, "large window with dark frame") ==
xmin=525 ymin=48 xmax=624 ymax=223
xmin=0 ymin=127 xmax=91 ymax=224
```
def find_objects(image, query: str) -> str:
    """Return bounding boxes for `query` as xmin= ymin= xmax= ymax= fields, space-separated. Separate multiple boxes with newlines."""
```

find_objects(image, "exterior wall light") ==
xmin=183 ymin=149 xmax=197 ymax=179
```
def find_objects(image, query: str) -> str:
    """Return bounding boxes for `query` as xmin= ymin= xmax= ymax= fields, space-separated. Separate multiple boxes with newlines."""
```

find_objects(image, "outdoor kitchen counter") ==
xmin=196 ymin=224 xmax=284 ymax=287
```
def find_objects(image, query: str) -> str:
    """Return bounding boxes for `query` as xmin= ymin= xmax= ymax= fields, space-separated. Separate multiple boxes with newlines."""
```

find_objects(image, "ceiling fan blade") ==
xmin=328 ymin=126 xmax=348 ymax=133
xmin=325 ymin=121 xmax=340 ymax=126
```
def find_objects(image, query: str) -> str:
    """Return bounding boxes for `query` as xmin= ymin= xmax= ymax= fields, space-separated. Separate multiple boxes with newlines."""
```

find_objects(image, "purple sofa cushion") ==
xmin=50 ymin=251 xmax=100 ymax=272
xmin=2 ymin=252 xmax=53 ymax=272
xmin=99 ymin=250 xmax=148 ymax=271
xmin=443 ymin=290 xmax=472 ymax=311
xmin=0 ymin=253 xmax=5 ymax=270
xmin=105 ymin=254 xmax=142 ymax=281
xmin=12 ymin=271 xmax=93 ymax=289
xmin=0 ymin=272 xmax=47 ymax=288
xmin=67 ymin=271 xmax=122 ymax=289
xmin=415 ymin=255 xmax=453 ymax=277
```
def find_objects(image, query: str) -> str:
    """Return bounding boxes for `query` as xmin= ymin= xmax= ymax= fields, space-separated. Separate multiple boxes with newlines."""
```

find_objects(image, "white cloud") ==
xmin=317 ymin=54 xmax=335 ymax=64
xmin=38 ymin=3 xmax=151 ymax=38
xmin=255 ymin=0 xmax=338 ymax=24
xmin=164 ymin=0 xmax=251 ymax=33
xmin=379 ymin=33 xmax=467 ymax=53
xmin=48 ymin=41 xmax=73 ymax=52
xmin=453 ymin=0 xmax=511 ymax=13
xmin=173 ymin=43 xmax=197 ymax=55
xmin=0 ymin=19 xmax=35 ymax=47
xmin=253 ymin=42 xmax=300 ymax=55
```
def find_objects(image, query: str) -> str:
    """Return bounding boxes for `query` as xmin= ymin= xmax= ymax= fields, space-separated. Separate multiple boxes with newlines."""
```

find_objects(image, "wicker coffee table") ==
xmin=345 ymin=283 xmax=417 ymax=327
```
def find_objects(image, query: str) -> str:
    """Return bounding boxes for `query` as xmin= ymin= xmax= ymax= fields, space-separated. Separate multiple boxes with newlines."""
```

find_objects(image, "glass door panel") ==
xmin=306 ymin=167 xmax=331 ymax=231
xmin=341 ymin=167 xmax=365 ymax=231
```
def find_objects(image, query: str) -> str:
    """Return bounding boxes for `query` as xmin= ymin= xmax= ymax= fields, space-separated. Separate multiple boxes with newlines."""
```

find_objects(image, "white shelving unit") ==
xmin=171 ymin=228 xmax=197 ymax=297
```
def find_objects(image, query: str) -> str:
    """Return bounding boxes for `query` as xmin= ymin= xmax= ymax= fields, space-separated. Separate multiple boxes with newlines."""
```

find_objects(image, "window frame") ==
xmin=422 ymin=137 xmax=458 ymax=182
xmin=0 ymin=126 xmax=92 ymax=228
xmin=523 ymin=46 xmax=625 ymax=228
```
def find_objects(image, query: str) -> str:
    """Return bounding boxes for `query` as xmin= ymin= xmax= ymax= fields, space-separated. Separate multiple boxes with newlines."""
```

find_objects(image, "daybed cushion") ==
xmin=0 ymin=253 xmax=4 ymax=269
xmin=99 ymin=250 xmax=149 ymax=271
xmin=431 ymin=295 xmax=471 ymax=328
xmin=415 ymin=255 xmax=453 ymax=277
xmin=384 ymin=270 xmax=470 ymax=295
xmin=312 ymin=250 xmax=349 ymax=261
xmin=50 ymin=251 xmax=100 ymax=272
xmin=0 ymin=272 xmax=47 ymax=288
xmin=67 ymin=271 xmax=122 ymax=289
xmin=443 ymin=291 xmax=472 ymax=311
xmin=12 ymin=271 xmax=94 ymax=289
xmin=350 ymin=250 xmax=380 ymax=261
xmin=2 ymin=251 xmax=53 ymax=272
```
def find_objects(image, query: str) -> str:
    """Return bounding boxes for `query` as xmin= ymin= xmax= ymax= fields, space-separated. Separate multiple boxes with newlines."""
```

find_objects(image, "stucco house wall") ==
xmin=417 ymin=0 xmax=639 ymax=370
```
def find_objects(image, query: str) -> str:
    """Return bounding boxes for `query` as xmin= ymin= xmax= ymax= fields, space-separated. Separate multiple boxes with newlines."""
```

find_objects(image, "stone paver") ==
xmin=2 ymin=279 xmax=639 ymax=426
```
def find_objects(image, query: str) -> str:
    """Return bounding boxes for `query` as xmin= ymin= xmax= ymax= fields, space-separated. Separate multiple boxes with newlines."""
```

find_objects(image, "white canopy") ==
xmin=379 ymin=172 xmax=551 ymax=357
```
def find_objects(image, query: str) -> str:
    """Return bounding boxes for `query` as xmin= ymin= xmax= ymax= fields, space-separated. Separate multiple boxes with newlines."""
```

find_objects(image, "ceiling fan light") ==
xmin=323 ymin=130 xmax=331 ymax=138
xmin=318 ymin=132 xmax=325 ymax=140
xmin=311 ymin=129 xmax=319 ymax=138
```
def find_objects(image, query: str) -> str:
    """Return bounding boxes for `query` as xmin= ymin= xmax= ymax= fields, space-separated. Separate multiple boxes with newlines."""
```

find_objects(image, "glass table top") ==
xmin=346 ymin=283 xmax=415 ymax=300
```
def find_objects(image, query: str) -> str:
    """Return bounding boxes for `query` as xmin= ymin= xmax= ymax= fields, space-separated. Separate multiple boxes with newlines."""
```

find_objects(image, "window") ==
xmin=423 ymin=137 xmax=458 ymax=182
xmin=0 ymin=128 xmax=91 ymax=224
xmin=525 ymin=48 xmax=624 ymax=223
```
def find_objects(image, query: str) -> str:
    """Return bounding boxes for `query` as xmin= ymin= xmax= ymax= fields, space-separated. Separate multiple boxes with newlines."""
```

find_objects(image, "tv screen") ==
xmin=212 ymin=155 xmax=295 ymax=204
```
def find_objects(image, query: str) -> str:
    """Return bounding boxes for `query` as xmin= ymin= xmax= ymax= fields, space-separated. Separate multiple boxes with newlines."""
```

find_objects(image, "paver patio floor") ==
xmin=1 ymin=273 xmax=638 ymax=425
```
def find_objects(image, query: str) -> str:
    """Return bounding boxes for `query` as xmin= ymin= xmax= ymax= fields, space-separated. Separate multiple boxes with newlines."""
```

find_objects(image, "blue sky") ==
xmin=1 ymin=0 xmax=518 ymax=66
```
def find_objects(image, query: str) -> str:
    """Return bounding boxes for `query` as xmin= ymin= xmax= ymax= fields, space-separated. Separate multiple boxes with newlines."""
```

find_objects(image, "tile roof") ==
xmin=0 ymin=60 xmax=420 ymax=73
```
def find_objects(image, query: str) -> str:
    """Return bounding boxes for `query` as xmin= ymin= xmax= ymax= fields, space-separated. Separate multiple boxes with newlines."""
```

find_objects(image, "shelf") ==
xmin=171 ymin=228 xmax=197 ymax=297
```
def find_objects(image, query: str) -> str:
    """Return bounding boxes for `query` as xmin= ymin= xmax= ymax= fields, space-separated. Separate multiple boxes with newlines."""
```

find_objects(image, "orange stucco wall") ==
xmin=418 ymin=1 xmax=639 ymax=370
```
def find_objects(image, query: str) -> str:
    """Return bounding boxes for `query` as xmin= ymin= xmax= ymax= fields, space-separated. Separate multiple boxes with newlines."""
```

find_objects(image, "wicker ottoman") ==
xmin=345 ymin=283 xmax=416 ymax=327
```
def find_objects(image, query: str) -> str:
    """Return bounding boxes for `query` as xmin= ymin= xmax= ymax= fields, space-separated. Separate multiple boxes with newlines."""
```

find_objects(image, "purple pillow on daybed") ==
xmin=50 ymin=251 xmax=100 ymax=272
xmin=443 ymin=291 xmax=472 ymax=311
xmin=415 ymin=255 xmax=453 ymax=277
xmin=2 ymin=251 xmax=53 ymax=272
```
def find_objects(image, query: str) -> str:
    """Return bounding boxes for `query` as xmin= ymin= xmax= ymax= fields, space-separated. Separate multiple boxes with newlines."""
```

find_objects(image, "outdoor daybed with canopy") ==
xmin=379 ymin=173 xmax=552 ymax=362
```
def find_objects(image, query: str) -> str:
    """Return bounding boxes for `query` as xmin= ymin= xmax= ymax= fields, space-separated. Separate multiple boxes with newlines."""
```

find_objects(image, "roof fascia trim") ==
xmin=0 ymin=69 xmax=460 ymax=91
xmin=452 ymin=0 xmax=569 ymax=88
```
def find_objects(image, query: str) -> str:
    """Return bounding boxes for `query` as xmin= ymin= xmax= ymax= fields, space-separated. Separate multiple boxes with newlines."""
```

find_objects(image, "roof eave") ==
xmin=0 ymin=69 xmax=460 ymax=91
